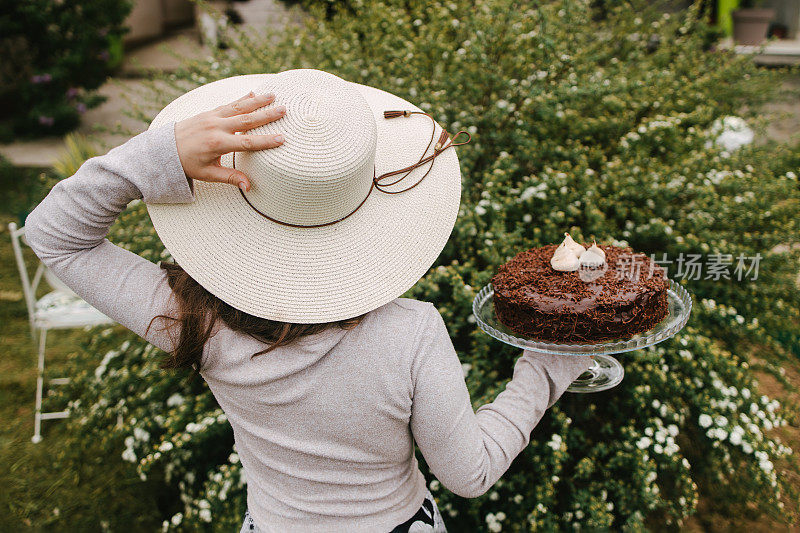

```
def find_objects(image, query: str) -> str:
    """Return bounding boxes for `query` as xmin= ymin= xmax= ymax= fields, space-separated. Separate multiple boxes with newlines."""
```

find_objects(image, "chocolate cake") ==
xmin=491 ymin=243 xmax=669 ymax=343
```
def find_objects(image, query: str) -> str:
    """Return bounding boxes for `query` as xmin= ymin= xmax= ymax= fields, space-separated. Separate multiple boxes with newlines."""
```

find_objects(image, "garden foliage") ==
xmin=0 ymin=0 xmax=131 ymax=140
xmin=52 ymin=0 xmax=800 ymax=530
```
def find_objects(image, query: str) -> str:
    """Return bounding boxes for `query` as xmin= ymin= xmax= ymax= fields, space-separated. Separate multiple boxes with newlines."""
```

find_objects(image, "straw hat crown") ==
xmin=146 ymin=69 xmax=465 ymax=323
xmin=237 ymin=69 xmax=377 ymax=226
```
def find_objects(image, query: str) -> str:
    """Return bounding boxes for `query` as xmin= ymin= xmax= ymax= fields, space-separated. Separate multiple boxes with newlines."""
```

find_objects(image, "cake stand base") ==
xmin=567 ymin=355 xmax=624 ymax=393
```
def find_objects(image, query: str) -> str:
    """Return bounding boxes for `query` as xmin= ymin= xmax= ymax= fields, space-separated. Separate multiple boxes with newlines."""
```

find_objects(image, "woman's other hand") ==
xmin=174 ymin=91 xmax=286 ymax=192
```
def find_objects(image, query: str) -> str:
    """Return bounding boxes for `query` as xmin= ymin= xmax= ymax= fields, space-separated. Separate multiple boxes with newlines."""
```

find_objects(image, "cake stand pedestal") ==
xmin=569 ymin=355 xmax=624 ymax=392
xmin=472 ymin=279 xmax=692 ymax=393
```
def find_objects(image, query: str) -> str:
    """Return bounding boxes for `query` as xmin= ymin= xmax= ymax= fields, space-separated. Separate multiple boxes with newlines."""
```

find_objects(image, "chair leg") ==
xmin=32 ymin=328 xmax=47 ymax=444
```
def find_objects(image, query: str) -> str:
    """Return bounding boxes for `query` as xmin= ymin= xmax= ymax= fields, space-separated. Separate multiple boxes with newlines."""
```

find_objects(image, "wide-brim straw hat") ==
xmin=147 ymin=69 xmax=466 ymax=323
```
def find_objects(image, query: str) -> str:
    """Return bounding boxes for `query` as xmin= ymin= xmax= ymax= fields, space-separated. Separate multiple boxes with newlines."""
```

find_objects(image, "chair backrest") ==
xmin=8 ymin=223 xmax=79 ymax=333
xmin=8 ymin=222 xmax=42 ymax=332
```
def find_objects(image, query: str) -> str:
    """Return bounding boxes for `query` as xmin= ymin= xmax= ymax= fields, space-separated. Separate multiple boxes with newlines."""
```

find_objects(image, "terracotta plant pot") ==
xmin=732 ymin=8 xmax=776 ymax=45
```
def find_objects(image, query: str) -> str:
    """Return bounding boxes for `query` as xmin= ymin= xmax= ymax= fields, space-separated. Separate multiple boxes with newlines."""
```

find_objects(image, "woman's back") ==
xmin=202 ymin=298 xmax=431 ymax=530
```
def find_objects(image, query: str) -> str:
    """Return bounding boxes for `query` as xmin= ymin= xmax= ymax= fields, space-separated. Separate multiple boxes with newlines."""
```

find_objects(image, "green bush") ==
xmin=0 ymin=0 xmax=132 ymax=140
xmin=51 ymin=0 xmax=800 ymax=530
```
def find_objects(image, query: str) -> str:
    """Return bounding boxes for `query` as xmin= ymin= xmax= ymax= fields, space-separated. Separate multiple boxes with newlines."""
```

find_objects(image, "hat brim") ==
xmin=146 ymin=74 xmax=461 ymax=323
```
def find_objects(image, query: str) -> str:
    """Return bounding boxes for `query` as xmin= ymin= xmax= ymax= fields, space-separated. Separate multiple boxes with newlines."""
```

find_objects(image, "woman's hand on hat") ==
xmin=174 ymin=91 xmax=286 ymax=192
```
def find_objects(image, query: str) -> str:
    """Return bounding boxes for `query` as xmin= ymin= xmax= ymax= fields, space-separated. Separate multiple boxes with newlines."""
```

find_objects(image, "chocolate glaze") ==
xmin=491 ymin=244 xmax=669 ymax=343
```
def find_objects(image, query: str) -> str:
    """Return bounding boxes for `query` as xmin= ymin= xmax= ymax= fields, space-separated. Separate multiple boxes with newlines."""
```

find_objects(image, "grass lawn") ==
xmin=0 ymin=162 xmax=163 ymax=531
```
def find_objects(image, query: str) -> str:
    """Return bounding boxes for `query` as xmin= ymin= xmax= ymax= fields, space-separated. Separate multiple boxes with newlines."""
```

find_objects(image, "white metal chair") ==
xmin=8 ymin=222 xmax=115 ymax=443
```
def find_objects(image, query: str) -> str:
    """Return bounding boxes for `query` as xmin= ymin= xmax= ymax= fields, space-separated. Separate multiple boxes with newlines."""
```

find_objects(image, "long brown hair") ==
xmin=147 ymin=262 xmax=366 ymax=372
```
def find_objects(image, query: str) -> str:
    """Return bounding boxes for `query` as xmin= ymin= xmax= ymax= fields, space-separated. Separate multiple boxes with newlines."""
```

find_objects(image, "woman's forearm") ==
xmin=25 ymin=123 xmax=194 ymax=263
xmin=23 ymin=123 xmax=195 ymax=352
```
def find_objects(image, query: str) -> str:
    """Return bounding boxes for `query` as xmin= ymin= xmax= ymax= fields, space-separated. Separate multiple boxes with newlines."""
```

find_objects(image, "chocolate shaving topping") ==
xmin=491 ymin=244 xmax=669 ymax=343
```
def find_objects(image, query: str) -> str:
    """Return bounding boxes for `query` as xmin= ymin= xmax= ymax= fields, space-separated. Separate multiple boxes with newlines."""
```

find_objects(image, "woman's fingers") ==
xmin=202 ymin=164 xmax=252 ymax=192
xmin=221 ymin=104 xmax=286 ymax=132
xmin=215 ymin=92 xmax=276 ymax=118
xmin=174 ymin=92 xmax=285 ymax=189
xmin=219 ymin=133 xmax=285 ymax=154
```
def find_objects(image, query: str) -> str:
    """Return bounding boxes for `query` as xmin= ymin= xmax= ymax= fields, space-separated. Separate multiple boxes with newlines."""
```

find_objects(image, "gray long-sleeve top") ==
xmin=24 ymin=122 xmax=593 ymax=532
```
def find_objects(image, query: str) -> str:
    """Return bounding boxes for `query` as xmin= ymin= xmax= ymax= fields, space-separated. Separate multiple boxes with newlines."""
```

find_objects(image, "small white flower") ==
xmin=121 ymin=448 xmax=136 ymax=463
xmin=709 ymin=116 xmax=754 ymax=151
xmin=547 ymin=434 xmax=563 ymax=451
xmin=133 ymin=427 xmax=150 ymax=442
xmin=698 ymin=414 xmax=713 ymax=428
xmin=166 ymin=393 xmax=184 ymax=407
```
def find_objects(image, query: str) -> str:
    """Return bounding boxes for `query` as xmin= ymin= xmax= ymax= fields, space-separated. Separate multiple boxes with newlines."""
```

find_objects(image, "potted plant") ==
xmin=732 ymin=0 xmax=776 ymax=45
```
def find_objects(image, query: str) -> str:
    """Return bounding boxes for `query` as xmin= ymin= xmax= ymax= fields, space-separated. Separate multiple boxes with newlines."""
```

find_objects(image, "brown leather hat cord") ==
xmin=232 ymin=110 xmax=471 ymax=229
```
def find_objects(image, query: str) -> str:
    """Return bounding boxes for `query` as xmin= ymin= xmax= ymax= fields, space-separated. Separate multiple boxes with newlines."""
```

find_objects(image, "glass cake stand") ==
xmin=472 ymin=279 xmax=692 ymax=393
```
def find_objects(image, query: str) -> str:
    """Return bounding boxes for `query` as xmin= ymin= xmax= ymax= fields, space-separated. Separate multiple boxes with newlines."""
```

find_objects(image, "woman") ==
xmin=24 ymin=69 xmax=591 ymax=532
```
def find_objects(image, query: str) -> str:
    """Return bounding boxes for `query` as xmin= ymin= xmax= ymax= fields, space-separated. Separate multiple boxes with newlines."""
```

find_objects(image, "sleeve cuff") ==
xmin=138 ymin=122 xmax=196 ymax=205
xmin=522 ymin=350 xmax=593 ymax=404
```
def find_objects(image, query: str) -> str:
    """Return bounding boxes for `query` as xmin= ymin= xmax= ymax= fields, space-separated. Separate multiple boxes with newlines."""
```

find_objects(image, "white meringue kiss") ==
xmin=586 ymin=241 xmax=606 ymax=261
xmin=561 ymin=233 xmax=586 ymax=258
xmin=579 ymin=248 xmax=606 ymax=268
xmin=550 ymin=246 xmax=580 ymax=271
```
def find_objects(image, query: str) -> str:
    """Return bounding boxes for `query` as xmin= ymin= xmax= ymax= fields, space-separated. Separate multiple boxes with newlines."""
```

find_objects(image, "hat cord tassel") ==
xmin=376 ymin=110 xmax=470 ymax=194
